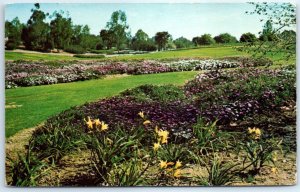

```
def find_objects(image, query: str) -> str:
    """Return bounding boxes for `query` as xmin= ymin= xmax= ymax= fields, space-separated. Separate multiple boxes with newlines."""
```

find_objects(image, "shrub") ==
xmin=64 ymin=45 xmax=86 ymax=54
xmin=73 ymin=54 xmax=105 ymax=59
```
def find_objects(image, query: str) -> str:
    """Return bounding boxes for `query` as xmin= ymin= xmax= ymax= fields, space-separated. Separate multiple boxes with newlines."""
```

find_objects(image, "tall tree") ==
xmin=105 ymin=10 xmax=130 ymax=50
xmin=154 ymin=31 xmax=171 ymax=51
xmin=5 ymin=17 xmax=23 ymax=50
xmin=50 ymin=12 xmax=73 ymax=50
xmin=131 ymin=29 xmax=150 ymax=51
xmin=21 ymin=3 xmax=51 ymax=51
xmin=100 ymin=29 xmax=115 ymax=50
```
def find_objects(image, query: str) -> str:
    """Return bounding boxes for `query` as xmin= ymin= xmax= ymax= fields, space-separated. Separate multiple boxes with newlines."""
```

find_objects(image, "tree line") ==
xmin=5 ymin=3 xmax=296 ymax=53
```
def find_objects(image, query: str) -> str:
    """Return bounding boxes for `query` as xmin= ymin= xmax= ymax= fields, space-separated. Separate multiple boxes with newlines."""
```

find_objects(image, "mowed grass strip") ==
xmin=5 ymin=51 xmax=79 ymax=61
xmin=5 ymin=71 xmax=198 ymax=138
xmin=5 ymin=46 xmax=246 ymax=61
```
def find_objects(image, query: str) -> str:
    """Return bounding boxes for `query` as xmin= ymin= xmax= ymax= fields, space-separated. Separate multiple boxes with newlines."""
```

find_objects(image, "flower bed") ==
xmin=5 ymin=57 xmax=267 ymax=88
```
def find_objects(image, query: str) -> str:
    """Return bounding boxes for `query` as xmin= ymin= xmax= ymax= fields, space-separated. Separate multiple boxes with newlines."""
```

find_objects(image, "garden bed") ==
xmin=5 ymin=67 xmax=296 ymax=186
xmin=5 ymin=57 xmax=269 ymax=88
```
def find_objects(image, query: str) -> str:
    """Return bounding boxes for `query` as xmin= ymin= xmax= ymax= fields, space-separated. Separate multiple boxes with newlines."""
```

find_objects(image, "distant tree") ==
xmin=279 ymin=30 xmax=296 ymax=51
xmin=131 ymin=29 xmax=150 ymax=50
xmin=49 ymin=12 xmax=73 ymax=50
xmin=214 ymin=33 xmax=237 ymax=44
xmin=100 ymin=29 xmax=115 ymax=50
xmin=173 ymin=37 xmax=193 ymax=49
xmin=105 ymin=10 xmax=130 ymax=50
xmin=240 ymin=32 xmax=257 ymax=43
xmin=21 ymin=3 xmax=51 ymax=51
xmin=166 ymin=38 xmax=176 ymax=50
xmin=192 ymin=36 xmax=201 ymax=46
xmin=245 ymin=2 xmax=296 ymax=59
xmin=154 ymin=31 xmax=171 ymax=51
xmin=5 ymin=17 xmax=23 ymax=50
xmin=198 ymin=34 xmax=215 ymax=45
xmin=258 ymin=20 xmax=277 ymax=41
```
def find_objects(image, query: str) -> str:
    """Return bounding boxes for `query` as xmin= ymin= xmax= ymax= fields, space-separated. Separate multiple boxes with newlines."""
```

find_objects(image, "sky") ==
xmin=5 ymin=3 xmax=268 ymax=40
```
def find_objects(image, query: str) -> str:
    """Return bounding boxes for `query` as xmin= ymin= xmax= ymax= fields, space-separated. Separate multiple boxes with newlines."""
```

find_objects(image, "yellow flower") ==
xmin=94 ymin=118 xmax=101 ymax=127
xmin=248 ymin=127 xmax=261 ymax=140
xmin=143 ymin=120 xmax=151 ymax=125
xmin=153 ymin=142 xmax=161 ymax=151
xmin=173 ymin=169 xmax=181 ymax=178
xmin=138 ymin=111 xmax=145 ymax=119
xmin=255 ymin=128 xmax=261 ymax=138
xmin=158 ymin=130 xmax=169 ymax=144
xmin=271 ymin=167 xmax=278 ymax=174
xmin=248 ymin=127 xmax=255 ymax=134
xmin=175 ymin=160 xmax=182 ymax=169
xmin=154 ymin=126 xmax=159 ymax=134
xmin=160 ymin=160 xmax=168 ymax=169
xmin=84 ymin=116 xmax=93 ymax=129
xmin=101 ymin=121 xmax=109 ymax=131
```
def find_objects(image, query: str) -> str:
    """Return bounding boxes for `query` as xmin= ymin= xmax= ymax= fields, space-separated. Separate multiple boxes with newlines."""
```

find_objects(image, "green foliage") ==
xmin=195 ymin=155 xmax=239 ymax=186
xmin=64 ymin=45 xmax=86 ymax=54
xmin=30 ymin=124 xmax=87 ymax=163
xmin=190 ymin=119 xmax=235 ymax=157
xmin=5 ymin=17 xmax=23 ymax=50
xmin=21 ymin=3 xmax=51 ymax=51
xmin=104 ymin=10 xmax=130 ymax=50
xmin=240 ymin=32 xmax=257 ymax=43
xmin=154 ymin=31 xmax=171 ymax=51
xmin=108 ymin=158 xmax=149 ymax=186
xmin=120 ymin=84 xmax=187 ymax=104
xmin=244 ymin=3 xmax=296 ymax=60
xmin=214 ymin=33 xmax=237 ymax=44
xmin=237 ymin=132 xmax=282 ymax=174
xmin=173 ymin=36 xmax=194 ymax=49
xmin=157 ymin=143 xmax=189 ymax=163
xmin=7 ymin=146 xmax=47 ymax=186
xmin=131 ymin=29 xmax=157 ymax=51
xmin=193 ymin=34 xmax=215 ymax=46
xmin=49 ymin=12 xmax=73 ymax=49
xmin=87 ymin=126 xmax=146 ymax=184
xmin=73 ymin=54 xmax=105 ymax=59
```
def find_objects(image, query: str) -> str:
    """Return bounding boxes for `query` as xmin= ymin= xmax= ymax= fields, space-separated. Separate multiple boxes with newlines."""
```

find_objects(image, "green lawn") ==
xmin=5 ymin=71 xmax=198 ymax=137
xmin=5 ymin=51 xmax=79 ymax=61
xmin=6 ymin=46 xmax=246 ymax=61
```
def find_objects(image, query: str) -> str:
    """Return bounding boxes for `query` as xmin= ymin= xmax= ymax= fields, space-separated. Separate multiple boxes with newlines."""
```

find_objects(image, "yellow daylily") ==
xmin=175 ymin=160 xmax=182 ymax=169
xmin=84 ymin=116 xmax=93 ymax=129
xmin=248 ymin=127 xmax=261 ymax=140
xmin=158 ymin=130 xmax=169 ymax=144
xmin=138 ymin=111 xmax=145 ymax=119
xmin=271 ymin=167 xmax=278 ymax=174
xmin=167 ymin=162 xmax=174 ymax=166
xmin=101 ymin=121 xmax=109 ymax=131
xmin=154 ymin=125 xmax=159 ymax=134
xmin=143 ymin=120 xmax=151 ymax=125
xmin=173 ymin=169 xmax=181 ymax=178
xmin=160 ymin=160 xmax=168 ymax=169
xmin=153 ymin=142 xmax=161 ymax=151
xmin=94 ymin=118 xmax=101 ymax=127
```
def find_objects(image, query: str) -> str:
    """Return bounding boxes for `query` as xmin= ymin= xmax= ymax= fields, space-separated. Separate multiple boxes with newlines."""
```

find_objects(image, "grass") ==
xmin=6 ymin=46 xmax=246 ymax=61
xmin=5 ymin=52 xmax=79 ymax=61
xmin=5 ymin=71 xmax=198 ymax=138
